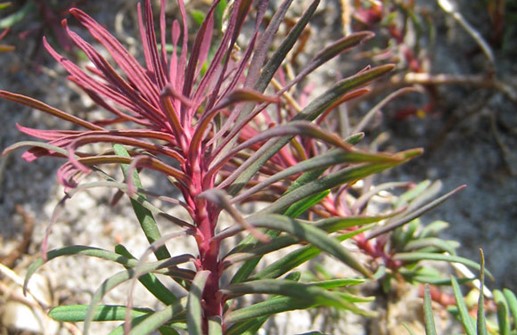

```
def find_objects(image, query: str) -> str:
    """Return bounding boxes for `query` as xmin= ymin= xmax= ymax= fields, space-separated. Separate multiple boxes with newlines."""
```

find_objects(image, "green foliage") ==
xmin=2 ymin=0 xmax=512 ymax=334
xmin=418 ymin=251 xmax=517 ymax=335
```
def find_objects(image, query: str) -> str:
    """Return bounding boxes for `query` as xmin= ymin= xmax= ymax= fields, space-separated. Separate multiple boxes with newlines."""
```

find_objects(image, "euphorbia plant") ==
xmin=0 ymin=0 xmax=470 ymax=334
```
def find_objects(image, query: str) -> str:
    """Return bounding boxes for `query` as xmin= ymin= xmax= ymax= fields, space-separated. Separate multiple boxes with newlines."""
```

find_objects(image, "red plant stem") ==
xmin=187 ymin=147 xmax=223 ymax=330
xmin=194 ymin=197 xmax=223 ymax=317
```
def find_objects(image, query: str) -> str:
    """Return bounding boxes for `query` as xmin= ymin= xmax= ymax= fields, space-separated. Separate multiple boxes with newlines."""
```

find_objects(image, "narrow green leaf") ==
xmin=115 ymin=245 xmax=178 ymax=305
xmin=125 ymin=298 xmax=187 ymax=335
xmin=423 ymin=285 xmax=438 ymax=335
xmin=312 ymin=278 xmax=366 ymax=290
xmin=284 ymin=271 xmax=302 ymax=281
xmin=252 ymin=225 xmax=371 ymax=280
xmin=225 ymin=317 xmax=269 ymax=335
xmin=367 ymin=185 xmax=466 ymax=239
xmin=494 ymin=290 xmax=511 ymax=335
xmin=295 ymin=64 xmax=395 ymax=122
xmin=399 ymin=266 xmax=461 ymax=286
xmin=224 ymin=216 xmax=378 ymax=267
xmin=394 ymin=252 xmax=491 ymax=277
xmin=225 ymin=296 xmax=313 ymax=324
xmin=245 ymin=215 xmax=371 ymax=277
xmin=255 ymin=244 xmax=319 ymax=279
xmin=226 ymin=215 xmax=375 ymax=283
xmin=254 ymin=162 xmax=401 ymax=216
xmin=187 ymin=271 xmax=210 ymax=335
xmin=24 ymin=245 xmax=139 ymax=294
xmin=84 ymin=270 xmax=135 ymax=335
xmin=222 ymin=279 xmax=365 ymax=313
xmin=420 ymin=220 xmax=450 ymax=238
xmin=290 ymin=32 xmax=374 ymax=89
xmin=502 ymin=289 xmax=517 ymax=331
xmin=477 ymin=250 xmax=488 ymax=335
xmin=208 ymin=317 xmax=223 ymax=335
xmin=158 ymin=327 xmax=181 ymax=335
xmin=107 ymin=315 xmax=181 ymax=335
xmin=254 ymin=0 xmax=320 ymax=92
xmin=404 ymin=237 xmax=459 ymax=255
xmin=287 ymin=168 xmax=327 ymax=194
xmin=230 ymin=256 xmax=262 ymax=284
xmin=283 ymin=190 xmax=329 ymax=218
xmin=114 ymin=144 xmax=171 ymax=260
xmin=24 ymin=245 xmax=192 ymax=296
xmin=451 ymin=276 xmax=476 ymax=335
xmin=49 ymin=304 xmax=151 ymax=322
xmin=394 ymin=180 xmax=433 ymax=208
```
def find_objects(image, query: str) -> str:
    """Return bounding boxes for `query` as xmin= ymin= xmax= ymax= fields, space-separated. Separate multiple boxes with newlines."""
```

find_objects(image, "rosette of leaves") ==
xmin=0 ymin=0 xmax=459 ymax=334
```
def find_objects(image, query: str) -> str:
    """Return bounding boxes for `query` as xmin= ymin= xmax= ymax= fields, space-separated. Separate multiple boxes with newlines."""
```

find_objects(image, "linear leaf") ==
xmin=49 ymin=304 xmax=151 ymax=322
xmin=2 ymin=140 xmax=68 ymax=158
xmin=114 ymin=144 xmax=171 ymax=260
xmin=451 ymin=276 xmax=476 ymax=335
xmin=108 ymin=315 xmax=181 ymax=335
xmin=222 ymin=279 xmax=364 ymax=312
xmin=233 ymin=149 xmax=402 ymax=203
xmin=394 ymin=252 xmax=492 ymax=278
xmin=0 ymin=90 xmax=102 ymax=130
xmin=245 ymin=0 xmax=293 ymax=87
xmin=502 ymin=289 xmax=517 ymax=331
xmin=284 ymin=32 xmax=374 ymax=93
xmin=420 ymin=220 xmax=450 ymax=238
xmin=208 ymin=317 xmax=223 ymax=335
xmin=243 ymin=215 xmax=371 ymax=277
xmin=187 ymin=271 xmax=210 ymax=335
xmin=225 ymin=317 xmax=269 ymax=335
xmin=225 ymin=296 xmax=312 ymax=324
xmin=115 ymin=245 xmax=177 ymax=305
xmin=283 ymin=190 xmax=329 ymax=218
xmin=423 ymin=285 xmax=438 ymax=335
xmin=84 ymin=270 xmax=135 ymax=335
xmin=404 ymin=237 xmax=459 ymax=255
xmin=253 ymin=162 xmax=404 ymax=216
xmin=126 ymin=299 xmax=187 ymax=335
xmin=223 ymin=216 xmax=378 ymax=268
xmin=477 ymin=250 xmax=488 ymax=335
xmin=24 ymin=245 xmax=139 ymax=294
xmin=367 ymin=185 xmax=466 ymax=239
xmin=252 ymin=225 xmax=371 ymax=280
xmin=494 ymin=290 xmax=511 ymax=335
xmin=295 ymin=64 xmax=395 ymax=122
xmin=253 ymin=0 xmax=320 ymax=92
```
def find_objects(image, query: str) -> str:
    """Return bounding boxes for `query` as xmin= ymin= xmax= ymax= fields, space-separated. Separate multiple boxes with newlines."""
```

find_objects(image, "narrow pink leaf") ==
xmin=190 ymin=89 xmax=280 ymax=163
xmin=0 ymin=90 xmax=102 ymax=130
xmin=69 ymin=8 xmax=161 ymax=107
